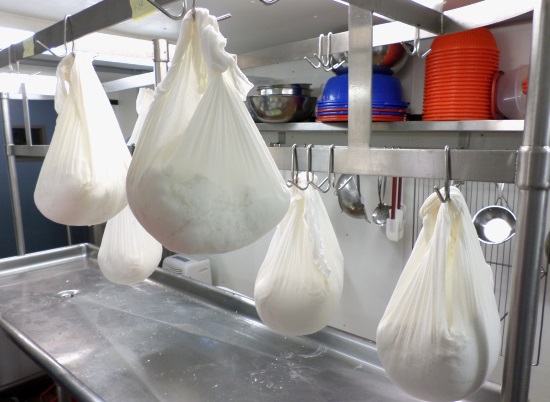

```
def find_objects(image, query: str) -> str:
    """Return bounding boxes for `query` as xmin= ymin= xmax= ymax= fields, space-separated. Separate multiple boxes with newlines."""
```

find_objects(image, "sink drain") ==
xmin=56 ymin=289 xmax=79 ymax=299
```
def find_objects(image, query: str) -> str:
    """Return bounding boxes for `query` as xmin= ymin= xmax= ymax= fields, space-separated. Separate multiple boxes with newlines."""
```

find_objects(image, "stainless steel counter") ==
xmin=0 ymin=244 xmax=500 ymax=402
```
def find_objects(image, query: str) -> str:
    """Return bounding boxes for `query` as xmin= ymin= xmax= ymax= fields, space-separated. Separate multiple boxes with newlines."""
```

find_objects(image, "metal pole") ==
xmin=153 ymin=38 xmax=169 ymax=86
xmin=502 ymin=0 xmax=550 ymax=400
xmin=348 ymin=4 xmax=373 ymax=147
xmin=21 ymin=83 xmax=32 ymax=146
xmin=1 ymin=93 xmax=25 ymax=256
xmin=56 ymin=384 xmax=71 ymax=402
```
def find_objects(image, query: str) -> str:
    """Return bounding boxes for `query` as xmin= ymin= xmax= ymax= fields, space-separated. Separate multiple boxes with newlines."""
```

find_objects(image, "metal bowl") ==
xmin=332 ymin=43 xmax=409 ymax=75
xmin=258 ymin=83 xmax=312 ymax=96
xmin=247 ymin=95 xmax=317 ymax=123
xmin=472 ymin=205 xmax=516 ymax=244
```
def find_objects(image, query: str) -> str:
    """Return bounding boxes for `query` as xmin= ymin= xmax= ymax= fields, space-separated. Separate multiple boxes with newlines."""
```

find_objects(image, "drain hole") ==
xmin=57 ymin=290 xmax=79 ymax=299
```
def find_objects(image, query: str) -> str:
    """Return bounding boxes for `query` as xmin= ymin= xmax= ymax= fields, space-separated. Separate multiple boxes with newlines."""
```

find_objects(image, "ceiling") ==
xmin=0 ymin=0 xmax=350 ymax=55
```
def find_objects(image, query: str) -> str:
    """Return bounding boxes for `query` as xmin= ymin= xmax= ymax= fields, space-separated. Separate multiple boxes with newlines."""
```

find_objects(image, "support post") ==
xmin=502 ymin=0 xmax=550 ymax=400
xmin=1 ymin=93 xmax=25 ymax=256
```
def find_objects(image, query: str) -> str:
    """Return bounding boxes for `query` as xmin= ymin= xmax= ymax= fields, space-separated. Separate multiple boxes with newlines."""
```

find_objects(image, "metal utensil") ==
xmin=336 ymin=174 xmax=370 ymax=222
xmin=372 ymin=176 xmax=391 ymax=226
xmin=473 ymin=183 xmax=517 ymax=244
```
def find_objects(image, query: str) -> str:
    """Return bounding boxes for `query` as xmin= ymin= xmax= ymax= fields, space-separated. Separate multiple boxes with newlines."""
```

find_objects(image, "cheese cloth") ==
xmin=376 ymin=186 xmax=500 ymax=402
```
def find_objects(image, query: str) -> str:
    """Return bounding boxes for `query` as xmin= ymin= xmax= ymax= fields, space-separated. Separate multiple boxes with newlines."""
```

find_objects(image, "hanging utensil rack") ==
xmin=0 ymin=1 xmax=547 ymax=401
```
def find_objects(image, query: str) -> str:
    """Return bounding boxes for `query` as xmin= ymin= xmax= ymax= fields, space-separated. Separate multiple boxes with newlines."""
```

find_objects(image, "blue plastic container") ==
xmin=320 ymin=72 xmax=406 ymax=107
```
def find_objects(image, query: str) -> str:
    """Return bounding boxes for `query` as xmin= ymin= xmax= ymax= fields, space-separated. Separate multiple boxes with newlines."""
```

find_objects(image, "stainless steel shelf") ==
xmin=257 ymin=120 xmax=524 ymax=133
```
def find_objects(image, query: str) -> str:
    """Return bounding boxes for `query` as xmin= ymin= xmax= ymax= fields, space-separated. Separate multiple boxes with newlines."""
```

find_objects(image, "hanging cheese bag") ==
xmin=34 ymin=52 xmax=130 ymax=226
xmin=98 ymin=91 xmax=162 ymax=285
xmin=127 ymin=9 xmax=290 ymax=254
xmin=98 ymin=205 xmax=162 ymax=285
xmin=254 ymin=173 xmax=344 ymax=336
xmin=126 ymin=87 xmax=154 ymax=147
xmin=376 ymin=186 xmax=500 ymax=402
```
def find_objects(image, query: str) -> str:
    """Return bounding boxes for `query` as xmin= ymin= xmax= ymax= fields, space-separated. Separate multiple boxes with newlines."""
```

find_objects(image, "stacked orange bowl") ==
xmin=423 ymin=28 xmax=500 ymax=121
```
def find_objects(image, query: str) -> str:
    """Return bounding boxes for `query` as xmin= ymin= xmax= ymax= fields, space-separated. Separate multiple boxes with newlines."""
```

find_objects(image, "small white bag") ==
xmin=126 ymin=87 xmax=154 ymax=147
xmin=98 ymin=89 xmax=162 ymax=286
xmin=34 ymin=52 xmax=130 ymax=226
xmin=98 ymin=205 xmax=162 ymax=285
xmin=376 ymin=187 xmax=500 ymax=402
xmin=127 ymin=9 xmax=289 ymax=254
xmin=254 ymin=173 xmax=344 ymax=336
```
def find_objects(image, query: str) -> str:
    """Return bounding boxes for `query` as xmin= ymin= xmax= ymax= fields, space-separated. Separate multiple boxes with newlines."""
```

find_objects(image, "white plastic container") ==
xmin=162 ymin=254 xmax=212 ymax=285
xmin=496 ymin=64 xmax=529 ymax=119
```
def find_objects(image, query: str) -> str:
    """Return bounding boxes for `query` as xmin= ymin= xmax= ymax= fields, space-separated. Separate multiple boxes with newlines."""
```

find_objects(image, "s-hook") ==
xmin=434 ymin=145 xmax=451 ymax=203
xmin=260 ymin=0 xmax=280 ymax=4
xmin=146 ymin=0 xmax=187 ymax=20
xmin=307 ymin=144 xmax=335 ymax=193
xmin=148 ymin=0 xmax=232 ymax=21
xmin=36 ymin=14 xmax=75 ymax=58
xmin=401 ymin=27 xmax=431 ymax=58
xmin=287 ymin=144 xmax=309 ymax=191
xmin=304 ymin=33 xmax=345 ymax=71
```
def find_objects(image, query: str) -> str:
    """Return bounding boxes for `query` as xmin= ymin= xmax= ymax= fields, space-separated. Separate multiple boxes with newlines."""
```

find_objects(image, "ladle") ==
xmin=473 ymin=183 xmax=516 ymax=244
xmin=336 ymin=174 xmax=370 ymax=222
xmin=372 ymin=176 xmax=391 ymax=226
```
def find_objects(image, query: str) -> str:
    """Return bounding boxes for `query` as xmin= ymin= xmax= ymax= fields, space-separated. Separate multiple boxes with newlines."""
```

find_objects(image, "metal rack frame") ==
xmin=0 ymin=0 xmax=547 ymax=401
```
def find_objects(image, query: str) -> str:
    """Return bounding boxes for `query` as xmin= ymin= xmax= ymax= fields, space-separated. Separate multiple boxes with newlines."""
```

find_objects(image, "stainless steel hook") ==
xmin=36 ymin=14 xmax=75 ymax=59
xmin=401 ymin=27 xmax=431 ymax=58
xmin=434 ymin=145 xmax=451 ymax=203
xmin=304 ymin=34 xmax=324 ymax=69
xmin=146 ymin=0 xmax=187 ymax=20
xmin=259 ymin=0 xmax=280 ymax=4
xmin=286 ymin=144 xmax=308 ymax=191
xmin=308 ymin=145 xmax=335 ymax=193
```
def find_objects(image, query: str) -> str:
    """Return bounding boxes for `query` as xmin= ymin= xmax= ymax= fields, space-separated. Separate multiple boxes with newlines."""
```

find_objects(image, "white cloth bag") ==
xmin=34 ymin=52 xmax=130 ymax=226
xmin=98 ymin=205 xmax=162 ymax=285
xmin=127 ymin=9 xmax=290 ymax=254
xmin=376 ymin=187 xmax=500 ymax=402
xmin=98 ymin=90 xmax=162 ymax=286
xmin=126 ymin=87 xmax=154 ymax=147
xmin=254 ymin=173 xmax=344 ymax=336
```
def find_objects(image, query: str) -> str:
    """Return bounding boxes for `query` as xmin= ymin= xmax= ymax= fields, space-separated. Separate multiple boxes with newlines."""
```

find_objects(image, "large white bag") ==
xmin=254 ymin=173 xmax=344 ymax=336
xmin=34 ymin=52 xmax=130 ymax=226
xmin=376 ymin=187 xmax=500 ymax=402
xmin=127 ymin=9 xmax=290 ymax=254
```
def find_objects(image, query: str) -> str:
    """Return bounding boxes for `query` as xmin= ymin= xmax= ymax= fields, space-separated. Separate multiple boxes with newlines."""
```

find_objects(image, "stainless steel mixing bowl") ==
xmin=257 ymin=83 xmax=312 ymax=96
xmin=247 ymin=95 xmax=317 ymax=123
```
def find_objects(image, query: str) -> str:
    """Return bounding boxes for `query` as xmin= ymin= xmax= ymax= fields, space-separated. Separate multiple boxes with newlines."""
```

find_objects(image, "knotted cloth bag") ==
xmin=35 ymin=52 xmax=130 ymax=226
xmin=376 ymin=187 xmax=500 ymax=402
xmin=127 ymin=9 xmax=289 ymax=254
xmin=98 ymin=90 xmax=162 ymax=286
xmin=255 ymin=173 xmax=344 ymax=336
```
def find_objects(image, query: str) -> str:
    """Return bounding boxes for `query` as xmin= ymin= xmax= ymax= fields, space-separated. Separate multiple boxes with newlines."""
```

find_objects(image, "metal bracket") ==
xmin=516 ymin=146 xmax=550 ymax=190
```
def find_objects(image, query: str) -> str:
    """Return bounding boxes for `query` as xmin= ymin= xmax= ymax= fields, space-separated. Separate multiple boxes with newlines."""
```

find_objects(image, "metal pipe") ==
xmin=21 ymin=83 xmax=32 ymax=146
xmin=1 ymin=93 xmax=25 ymax=256
xmin=153 ymin=38 xmax=169 ymax=86
xmin=348 ymin=5 xmax=372 ymax=148
xmin=56 ymin=384 xmax=71 ymax=402
xmin=502 ymin=0 xmax=550 ymax=400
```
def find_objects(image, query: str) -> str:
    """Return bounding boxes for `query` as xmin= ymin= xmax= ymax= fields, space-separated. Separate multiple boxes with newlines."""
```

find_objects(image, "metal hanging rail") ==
xmin=0 ymin=0 xmax=178 ymax=68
